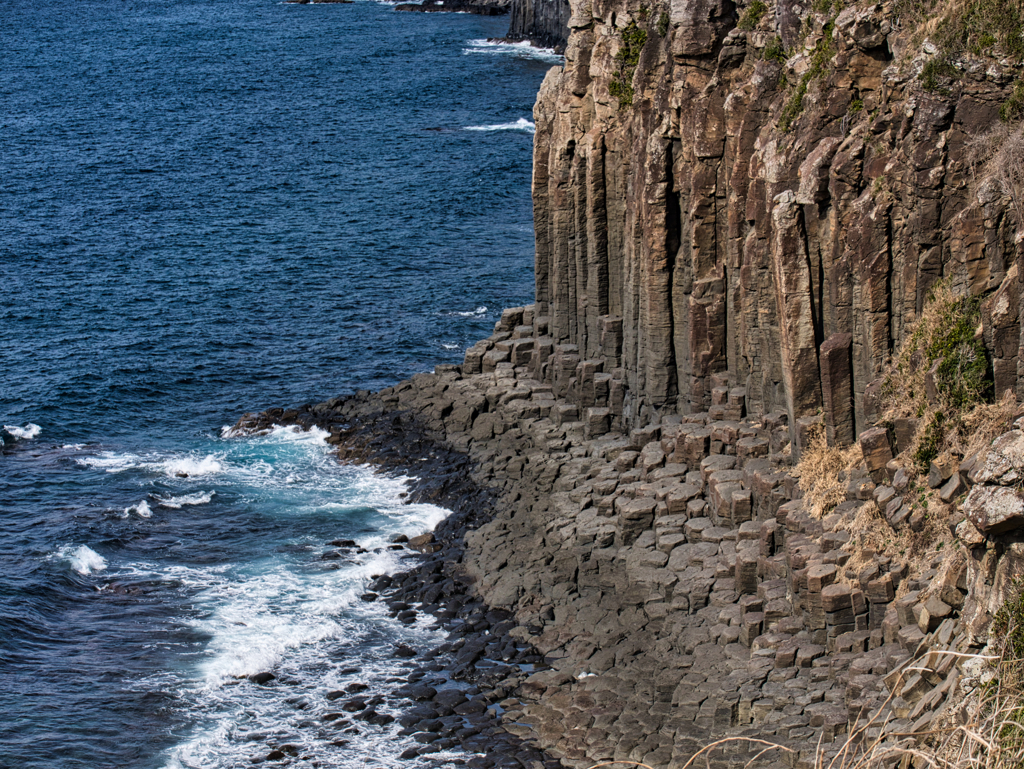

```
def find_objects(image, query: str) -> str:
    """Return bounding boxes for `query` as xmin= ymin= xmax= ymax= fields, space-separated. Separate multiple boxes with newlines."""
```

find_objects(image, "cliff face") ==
xmin=508 ymin=0 xmax=571 ymax=50
xmin=526 ymin=0 xmax=1023 ymax=448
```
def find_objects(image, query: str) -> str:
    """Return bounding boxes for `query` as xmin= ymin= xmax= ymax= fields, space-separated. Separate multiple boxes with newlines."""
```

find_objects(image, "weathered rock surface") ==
xmin=506 ymin=0 xmax=570 ymax=50
xmin=529 ymin=0 xmax=1023 ymax=444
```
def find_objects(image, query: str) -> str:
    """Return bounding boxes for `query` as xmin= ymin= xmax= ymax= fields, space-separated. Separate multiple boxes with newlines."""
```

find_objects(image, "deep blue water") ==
xmin=0 ymin=1 xmax=555 ymax=766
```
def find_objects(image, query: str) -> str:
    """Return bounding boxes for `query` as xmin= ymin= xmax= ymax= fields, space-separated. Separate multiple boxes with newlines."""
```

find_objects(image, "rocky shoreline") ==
xmin=231 ymin=304 xmax=1024 ymax=769
xmin=234 ymin=398 xmax=562 ymax=769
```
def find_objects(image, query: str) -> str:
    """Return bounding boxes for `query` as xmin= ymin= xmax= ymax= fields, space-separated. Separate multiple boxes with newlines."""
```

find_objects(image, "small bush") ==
xmin=913 ymin=411 xmax=945 ymax=471
xmin=763 ymin=36 xmax=787 ymax=64
xmin=657 ymin=11 xmax=669 ymax=37
xmin=609 ymin=77 xmax=634 ymax=108
xmin=880 ymin=280 xmax=1004 ymax=479
xmin=920 ymin=56 xmax=958 ymax=92
xmin=610 ymin=20 xmax=648 ymax=109
xmin=616 ymin=20 xmax=648 ymax=67
xmin=738 ymin=0 xmax=768 ymax=30
xmin=1002 ymin=78 xmax=1024 ymax=122
xmin=882 ymin=280 xmax=990 ymax=419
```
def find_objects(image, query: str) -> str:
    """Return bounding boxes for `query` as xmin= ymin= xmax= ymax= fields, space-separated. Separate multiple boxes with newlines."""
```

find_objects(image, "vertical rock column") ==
xmin=770 ymin=191 xmax=822 ymax=447
xmin=820 ymin=333 xmax=855 ymax=446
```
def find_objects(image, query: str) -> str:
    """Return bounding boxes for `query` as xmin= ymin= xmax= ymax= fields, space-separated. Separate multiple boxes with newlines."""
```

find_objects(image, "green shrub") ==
xmin=913 ymin=412 xmax=944 ymax=471
xmin=610 ymin=20 xmax=648 ymax=109
xmin=657 ymin=11 xmax=669 ymax=37
xmin=925 ymin=294 xmax=989 ymax=410
xmin=763 ymin=35 xmax=787 ymax=64
xmin=609 ymin=77 xmax=634 ymax=107
xmin=738 ymin=0 xmax=768 ymax=30
xmin=880 ymin=280 xmax=997 ymax=475
xmin=1002 ymin=78 xmax=1024 ymax=122
xmin=920 ymin=57 xmax=958 ymax=93
xmin=616 ymin=20 xmax=648 ymax=67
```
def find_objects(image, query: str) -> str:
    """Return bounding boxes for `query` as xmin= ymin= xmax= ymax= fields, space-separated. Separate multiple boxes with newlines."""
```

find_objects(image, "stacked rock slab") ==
xmin=300 ymin=353 xmax=1011 ymax=768
xmin=530 ymin=0 xmax=1024 ymax=444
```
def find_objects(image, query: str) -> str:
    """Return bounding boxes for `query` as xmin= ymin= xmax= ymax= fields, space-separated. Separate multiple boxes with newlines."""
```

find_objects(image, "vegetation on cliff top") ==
xmin=738 ymin=0 xmax=768 ymax=30
xmin=901 ymin=0 xmax=1024 ymax=97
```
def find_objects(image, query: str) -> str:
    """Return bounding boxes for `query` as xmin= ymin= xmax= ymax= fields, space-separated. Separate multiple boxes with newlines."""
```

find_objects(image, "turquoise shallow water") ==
xmin=0 ymin=1 xmax=553 ymax=765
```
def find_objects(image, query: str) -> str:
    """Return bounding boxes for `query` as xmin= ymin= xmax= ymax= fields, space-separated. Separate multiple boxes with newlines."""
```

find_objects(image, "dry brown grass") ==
xmin=838 ymin=494 xmax=950 ymax=597
xmin=967 ymin=123 xmax=1024 ymax=243
xmin=795 ymin=423 xmax=863 ymax=519
xmin=955 ymin=390 xmax=1019 ymax=460
xmin=587 ymin=653 xmax=1024 ymax=769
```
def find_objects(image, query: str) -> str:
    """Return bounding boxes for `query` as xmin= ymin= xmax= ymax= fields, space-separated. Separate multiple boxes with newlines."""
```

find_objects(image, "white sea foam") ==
xmin=60 ymin=545 xmax=107 ymax=575
xmin=125 ymin=500 xmax=153 ymax=518
xmin=78 ymin=451 xmax=226 ymax=478
xmin=155 ymin=491 xmax=215 ymax=509
xmin=465 ymin=118 xmax=535 ymax=133
xmin=159 ymin=549 xmax=460 ymax=769
xmin=450 ymin=305 xmax=487 ymax=317
xmin=3 ymin=423 xmax=41 ymax=440
xmin=462 ymin=38 xmax=564 ymax=62
xmin=130 ymin=431 xmax=463 ymax=768
xmin=158 ymin=455 xmax=225 ymax=478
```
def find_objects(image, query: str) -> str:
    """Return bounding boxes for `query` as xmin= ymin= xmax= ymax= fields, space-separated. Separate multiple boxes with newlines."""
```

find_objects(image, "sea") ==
xmin=0 ymin=1 xmax=556 ymax=766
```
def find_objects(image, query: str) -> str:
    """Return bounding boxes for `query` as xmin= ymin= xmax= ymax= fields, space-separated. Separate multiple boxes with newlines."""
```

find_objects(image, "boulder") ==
xmin=963 ymin=485 xmax=1024 ymax=535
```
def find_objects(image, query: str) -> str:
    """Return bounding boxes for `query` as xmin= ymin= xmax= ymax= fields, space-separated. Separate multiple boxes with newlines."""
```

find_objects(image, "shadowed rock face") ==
xmin=529 ymin=0 xmax=1023 ymax=447
xmin=507 ymin=0 xmax=570 ymax=51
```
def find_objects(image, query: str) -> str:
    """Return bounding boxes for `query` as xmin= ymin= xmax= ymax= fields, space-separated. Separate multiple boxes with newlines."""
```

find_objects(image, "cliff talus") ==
xmin=524 ymin=0 xmax=1023 ymax=448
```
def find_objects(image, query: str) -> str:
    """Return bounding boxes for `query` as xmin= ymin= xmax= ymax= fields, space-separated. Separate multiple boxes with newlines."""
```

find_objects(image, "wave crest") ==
xmin=155 ymin=491 xmax=216 ymax=509
xmin=465 ymin=118 xmax=534 ymax=133
xmin=3 ymin=423 xmax=41 ymax=440
xmin=59 ymin=545 xmax=107 ymax=575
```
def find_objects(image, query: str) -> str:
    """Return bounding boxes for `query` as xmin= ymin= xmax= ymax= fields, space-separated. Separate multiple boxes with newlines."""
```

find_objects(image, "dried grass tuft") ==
xmin=967 ymin=122 xmax=1024 ymax=242
xmin=957 ymin=389 xmax=1019 ymax=460
xmin=795 ymin=423 xmax=862 ymax=519
xmin=644 ymin=653 xmax=1024 ymax=769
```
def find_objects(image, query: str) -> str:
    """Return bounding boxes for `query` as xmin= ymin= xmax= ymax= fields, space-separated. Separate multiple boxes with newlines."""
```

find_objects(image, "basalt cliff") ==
xmin=521 ymin=0 xmax=1023 ymax=450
